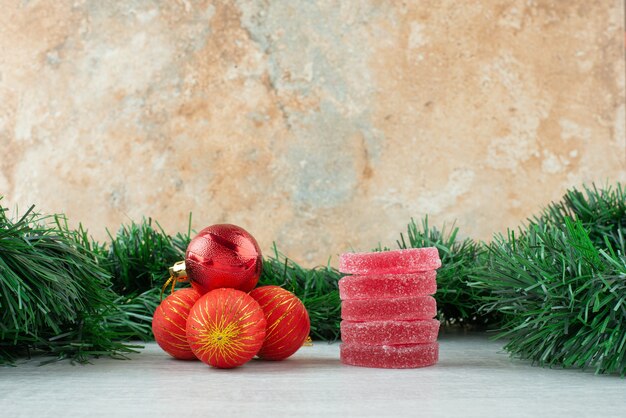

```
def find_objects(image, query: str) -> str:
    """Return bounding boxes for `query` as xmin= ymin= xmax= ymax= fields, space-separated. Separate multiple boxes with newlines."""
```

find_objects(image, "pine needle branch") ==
xmin=396 ymin=216 xmax=498 ymax=326
xmin=259 ymin=243 xmax=342 ymax=341
xmin=473 ymin=216 xmax=626 ymax=375
xmin=0 ymin=199 xmax=140 ymax=363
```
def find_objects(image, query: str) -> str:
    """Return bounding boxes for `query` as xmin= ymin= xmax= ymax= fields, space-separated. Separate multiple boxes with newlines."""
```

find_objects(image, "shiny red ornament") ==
xmin=186 ymin=288 xmax=267 ymax=369
xmin=185 ymin=224 xmax=262 ymax=295
xmin=249 ymin=285 xmax=311 ymax=361
xmin=152 ymin=288 xmax=201 ymax=360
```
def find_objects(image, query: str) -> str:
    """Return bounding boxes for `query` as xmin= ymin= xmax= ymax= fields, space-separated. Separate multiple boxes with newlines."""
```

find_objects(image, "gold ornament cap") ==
xmin=168 ymin=260 xmax=188 ymax=280
xmin=162 ymin=260 xmax=189 ymax=299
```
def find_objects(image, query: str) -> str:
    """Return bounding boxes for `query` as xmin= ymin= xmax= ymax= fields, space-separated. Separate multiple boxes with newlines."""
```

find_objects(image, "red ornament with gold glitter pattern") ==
xmin=185 ymin=224 xmax=263 ymax=295
xmin=152 ymin=288 xmax=201 ymax=360
xmin=186 ymin=288 xmax=266 ymax=368
xmin=249 ymin=286 xmax=311 ymax=361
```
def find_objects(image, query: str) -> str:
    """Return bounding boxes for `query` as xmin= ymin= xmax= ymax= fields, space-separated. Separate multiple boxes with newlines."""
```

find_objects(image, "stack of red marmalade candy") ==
xmin=339 ymin=248 xmax=441 ymax=368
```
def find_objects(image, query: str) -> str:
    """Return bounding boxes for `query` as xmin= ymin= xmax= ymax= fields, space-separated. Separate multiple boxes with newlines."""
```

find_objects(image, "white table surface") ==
xmin=1 ymin=332 xmax=624 ymax=418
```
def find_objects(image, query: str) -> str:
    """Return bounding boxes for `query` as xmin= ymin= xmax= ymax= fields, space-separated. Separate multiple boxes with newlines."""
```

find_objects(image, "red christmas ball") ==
xmin=186 ymin=288 xmax=266 ymax=368
xmin=152 ymin=288 xmax=201 ymax=360
xmin=249 ymin=286 xmax=311 ymax=361
xmin=185 ymin=224 xmax=262 ymax=295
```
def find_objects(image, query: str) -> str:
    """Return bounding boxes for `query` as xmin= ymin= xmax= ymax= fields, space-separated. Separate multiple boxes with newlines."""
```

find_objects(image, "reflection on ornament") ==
xmin=185 ymin=224 xmax=263 ymax=295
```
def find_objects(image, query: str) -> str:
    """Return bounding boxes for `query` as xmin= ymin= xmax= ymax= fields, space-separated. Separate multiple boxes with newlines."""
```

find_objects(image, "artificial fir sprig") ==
xmin=473 ymin=218 xmax=626 ymax=375
xmin=0 ymin=201 xmax=141 ymax=363
xmin=536 ymin=183 xmax=626 ymax=251
xmin=94 ymin=218 xmax=192 ymax=341
xmin=55 ymin=216 xmax=191 ymax=342
xmin=396 ymin=216 xmax=498 ymax=326
xmin=101 ymin=217 xmax=192 ymax=294
xmin=258 ymin=244 xmax=342 ymax=341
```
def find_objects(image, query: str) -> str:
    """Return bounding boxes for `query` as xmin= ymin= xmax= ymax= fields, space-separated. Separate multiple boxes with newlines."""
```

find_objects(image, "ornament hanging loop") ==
xmin=161 ymin=261 xmax=189 ymax=300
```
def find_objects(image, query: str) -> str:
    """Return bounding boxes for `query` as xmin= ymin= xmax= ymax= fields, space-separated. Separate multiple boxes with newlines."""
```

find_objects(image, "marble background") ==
xmin=1 ymin=0 xmax=625 ymax=264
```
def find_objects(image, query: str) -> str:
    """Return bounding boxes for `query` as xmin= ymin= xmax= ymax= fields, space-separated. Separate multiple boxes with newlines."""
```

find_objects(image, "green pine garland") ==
xmin=536 ymin=183 xmax=626 ymax=251
xmin=259 ymin=245 xmax=342 ymax=341
xmin=82 ymin=217 xmax=193 ymax=341
xmin=1 ymin=182 xmax=625 ymax=374
xmin=396 ymin=217 xmax=497 ymax=326
xmin=471 ymin=183 xmax=626 ymax=375
xmin=102 ymin=217 xmax=192 ymax=295
xmin=473 ymin=218 xmax=626 ymax=375
xmin=0 ymin=203 xmax=143 ymax=363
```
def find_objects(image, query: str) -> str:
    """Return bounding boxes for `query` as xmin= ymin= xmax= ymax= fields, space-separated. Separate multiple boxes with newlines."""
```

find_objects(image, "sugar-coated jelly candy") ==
xmin=341 ymin=296 xmax=436 ymax=321
xmin=340 ymin=342 xmax=439 ymax=368
xmin=341 ymin=319 xmax=439 ymax=346
xmin=339 ymin=271 xmax=437 ymax=300
xmin=339 ymin=248 xmax=441 ymax=275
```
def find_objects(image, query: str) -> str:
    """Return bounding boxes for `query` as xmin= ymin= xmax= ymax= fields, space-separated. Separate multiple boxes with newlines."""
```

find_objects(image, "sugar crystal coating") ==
xmin=340 ymin=342 xmax=439 ymax=368
xmin=341 ymin=319 xmax=440 ymax=345
xmin=339 ymin=271 xmax=437 ymax=300
xmin=341 ymin=296 xmax=436 ymax=321
xmin=339 ymin=248 xmax=441 ymax=275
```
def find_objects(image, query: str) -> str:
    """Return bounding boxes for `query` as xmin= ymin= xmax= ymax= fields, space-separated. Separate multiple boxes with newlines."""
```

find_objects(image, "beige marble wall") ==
xmin=1 ymin=0 xmax=625 ymax=264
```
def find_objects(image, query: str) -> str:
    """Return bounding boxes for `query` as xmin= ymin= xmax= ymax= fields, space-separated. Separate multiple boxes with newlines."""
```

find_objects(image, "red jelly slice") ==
xmin=340 ymin=342 xmax=439 ymax=369
xmin=339 ymin=271 xmax=437 ymax=300
xmin=339 ymin=248 xmax=441 ymax=275
xmin=341 ymin=319 xmax=440 ymax=346
xmin=341 ymin=296 xmax=436 ymax=321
